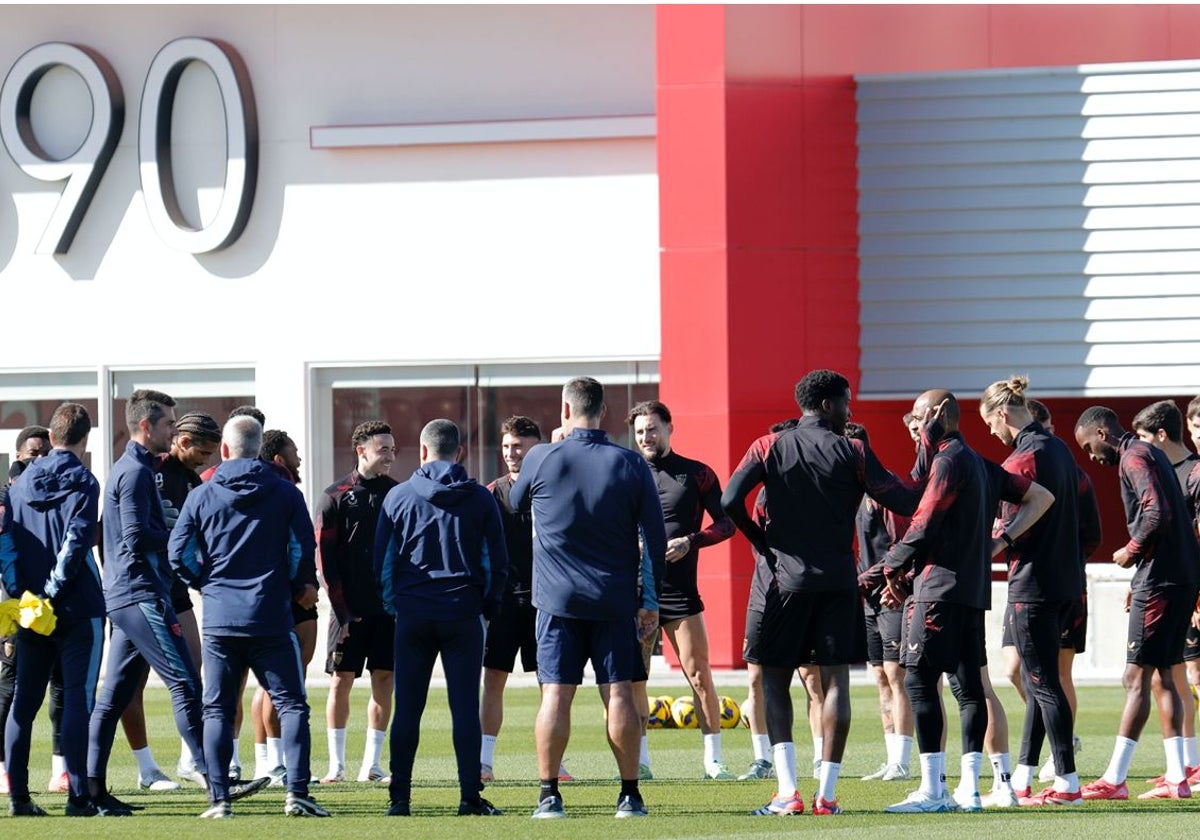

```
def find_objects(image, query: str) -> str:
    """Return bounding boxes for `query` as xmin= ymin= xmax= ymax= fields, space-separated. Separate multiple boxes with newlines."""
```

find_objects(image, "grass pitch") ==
xmin=8 ymin=680 xmax=1200 ymax=837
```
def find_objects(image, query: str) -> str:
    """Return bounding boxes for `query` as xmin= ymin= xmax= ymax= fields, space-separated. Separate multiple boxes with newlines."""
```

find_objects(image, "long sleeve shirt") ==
xmin=722 ymin=415 xmax=928 ymax=593
xmin=511 ymin=428 xmax=666 ymax=621
xmin=1118 ymin=434 xmax=1200 ymax=591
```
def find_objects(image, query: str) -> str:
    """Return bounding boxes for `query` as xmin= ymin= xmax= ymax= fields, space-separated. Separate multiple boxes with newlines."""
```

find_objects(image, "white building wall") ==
xmin=0 ymin=3 xmax=659 ymax=421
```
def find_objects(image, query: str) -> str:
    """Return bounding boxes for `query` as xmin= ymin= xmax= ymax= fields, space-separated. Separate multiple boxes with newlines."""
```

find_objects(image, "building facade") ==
xmin=4 ymin=5 xmax=1199 ymax=674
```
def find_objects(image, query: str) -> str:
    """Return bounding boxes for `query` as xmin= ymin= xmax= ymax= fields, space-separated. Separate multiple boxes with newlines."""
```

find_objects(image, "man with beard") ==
xmin=627 ymin=400 xmax=735 ymax=780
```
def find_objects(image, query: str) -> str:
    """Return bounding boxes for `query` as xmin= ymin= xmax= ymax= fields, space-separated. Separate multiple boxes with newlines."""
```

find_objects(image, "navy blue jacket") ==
xmin=511 ymin=428 xmax=667 ymax=621
xmin=0 ymin=449 xmax=104 ymax=624
xmin=168 ymin=458 xmax=317 ymax=636
xmin=374 ymin=460 xmax=508 ymax=621
xmin=102 ymin=440 xmax=172 ymax=611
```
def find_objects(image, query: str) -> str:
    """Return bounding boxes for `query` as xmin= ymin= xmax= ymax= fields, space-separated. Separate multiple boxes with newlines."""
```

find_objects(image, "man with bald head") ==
xmin=723 ymin=369 xmax=938 ymax=816
xmin=868 ymin=389 xmax=1053 ymax=814
xmin=1074 ymin=407 xmax=1200 ymax=800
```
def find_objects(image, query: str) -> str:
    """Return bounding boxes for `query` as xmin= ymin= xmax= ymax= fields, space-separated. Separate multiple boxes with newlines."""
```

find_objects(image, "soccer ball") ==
xmin=656 ymin=696 xmax=677 ymax=728
xmin=740 ymin=697 xmax=752 ymax=728
xmin=647 ymin=696 xmax=673 ymax=729
xmin=671 ymin=696 xmax=698 ymax=729
xmin=718 ymin=695 xmax=742 ymax=729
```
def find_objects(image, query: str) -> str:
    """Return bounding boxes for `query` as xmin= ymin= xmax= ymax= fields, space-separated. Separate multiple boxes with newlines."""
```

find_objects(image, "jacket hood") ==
xmin=408 ymin=460 xmax=476 ymax=507
xmin=211 ymin=458 xmax=285 ymax=510
xmin=20 ymin=450 xmax=93 ymax=510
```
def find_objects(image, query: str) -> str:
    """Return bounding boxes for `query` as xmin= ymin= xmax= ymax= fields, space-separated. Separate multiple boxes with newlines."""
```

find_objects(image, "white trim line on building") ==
xmin=309 ymin=115 xmax=657 ymax=149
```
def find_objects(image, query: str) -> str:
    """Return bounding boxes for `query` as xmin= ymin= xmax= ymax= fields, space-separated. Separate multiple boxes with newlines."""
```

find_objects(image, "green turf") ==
xmin=8 ymin=681 xmax=1200 ymax=836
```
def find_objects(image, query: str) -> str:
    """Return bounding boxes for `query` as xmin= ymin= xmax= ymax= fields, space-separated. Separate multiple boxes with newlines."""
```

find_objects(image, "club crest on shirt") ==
xmin=170 ymin=622 xmax=182 ymax=637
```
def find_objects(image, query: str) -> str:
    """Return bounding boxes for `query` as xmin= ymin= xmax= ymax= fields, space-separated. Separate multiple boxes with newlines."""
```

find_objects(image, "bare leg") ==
xmin=480 ymin=668 xmax=509 ymax=738
xmin=662 ymin=615 xmax=720 ymax=734
xmin=1003 ymin=645 xmax=1026 ymax=703
xmin=536 ymin=684 xmax=577 ymax=781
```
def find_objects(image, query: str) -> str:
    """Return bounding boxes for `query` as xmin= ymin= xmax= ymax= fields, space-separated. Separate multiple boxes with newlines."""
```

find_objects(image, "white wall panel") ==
xmin=0 ymin=5 xmax=658 ymax=372
xmin=857 ymin=60 xmax=1200 ymax=397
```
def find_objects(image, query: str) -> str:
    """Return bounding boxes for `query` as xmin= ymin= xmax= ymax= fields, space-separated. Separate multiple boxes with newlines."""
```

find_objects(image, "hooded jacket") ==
xmin=102 ymin=440 xmax=173 ymax=611
xmin=374 ymin=459 xmax=508 ymax=621
xmin=168 ymin=458 xmax=317 ymax=636
xmin=0 ymin=449 xmax=103 ymax=624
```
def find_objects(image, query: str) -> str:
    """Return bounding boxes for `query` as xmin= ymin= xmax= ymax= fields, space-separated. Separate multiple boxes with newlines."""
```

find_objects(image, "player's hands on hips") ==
xmin=665 ymin=537 xmax=691 ymax=563
xmin=637 ymin=608 xmax=658 ymax=640
xmin=1113 ymin=547 xmax=1135 ymax=568
xmin=881 ymin=577 xmax=907 ymax=609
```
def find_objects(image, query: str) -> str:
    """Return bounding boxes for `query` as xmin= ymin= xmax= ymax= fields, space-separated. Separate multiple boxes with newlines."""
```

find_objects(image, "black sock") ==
xmin=87 ymin=777 xmax=104 ymax=800
xmin=539 ymin=779 xmax=559 ymax=801
xmin=620 ymin=779 xmax=640 ymax=799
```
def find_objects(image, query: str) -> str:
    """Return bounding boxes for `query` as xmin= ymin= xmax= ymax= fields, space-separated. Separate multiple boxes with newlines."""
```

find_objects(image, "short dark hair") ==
xmin=15 ymin=425 xmax=49 ymax=452
xmin=1027 ymin=399 xmax=1051 ymax=425
xmin=420 ymin=419 xmax=461 ymax=457
xmin=49 ymin=403 xmax=92 ymax=447
xmin=843 ymin=421 xmax=869 ymax=444
xmin=1188 ymin=395 xmax=1200 ymax=422
xmin=563 ymin=376 xmax=604 ymax=419
xmin=1132 ymin=400 xmax=1183 ymax=443
xmin=1076 ymin=405 xmax=1119 ymax=433
xmin=352 ymin=420 xmax=392 ymax=447
xmin=627 ymin=400 xmax=671 ymax=427
xmin=770 ymin=418 xmax=800 ymax=434
xmin=8 ymin=460 xmax=28 ymax=482
xmin=500 ymin=415 xmax=541 ymax=440
xmin=126 ymin=389 xmax=176 ymax=431
xmin=794 ymin=369 xmax=850 ymax=412
xmin=229 ymin=404 xmax=266 ymax=426
xmin=175 ymin=411 xmax=221 ymax=445
xmin=261 ymin=429 xmax=294 ymax=462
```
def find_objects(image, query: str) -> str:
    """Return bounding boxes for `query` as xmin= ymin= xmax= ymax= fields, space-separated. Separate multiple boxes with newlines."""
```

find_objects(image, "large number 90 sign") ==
xmin=0 ymin=37 xmax=257 ymax=255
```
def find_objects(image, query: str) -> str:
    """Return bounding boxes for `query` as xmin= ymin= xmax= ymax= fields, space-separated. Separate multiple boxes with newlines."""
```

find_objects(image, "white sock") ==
xmin=817 ymin=760 xmax=841 ymax=802
xmin=266 ymin=736 xmax=282 ymax=769
xmin=481 ymin=734 xmax=497 ymax=767
xmin=703 ymin=732 xmax=721 ymax=766
xmin=132 ymin=746 xmax=158 ymax=776
xmin=1012 ymin=763 xmax=1035 ymax=792
xmin=989 ymin=752 xmax=1012 ymax=791
xmin=959 ymin=752 xmax=983 ymax=795
xmin=327 ymin=728 xmax=345 ymax=775
xmin=50 ymin=753 xmax=65 ymax=776
xmin=753 ymin=733 xmax=771 ymax=763
xmin=230 ymin=738 xmax=240 ymax=768
xmin=254 ymin=742 xmax=269 ymax=776
xmin=883 ymin=732 xmax=896 ymax=765
xmin=1054 ymin=771 xmax=1080 ymax=793
xmin=1186 ymin=736 xmax=1199 ymax=768
xmin=639 ymin=734 xmax=650 ymax=768
xmin=773 ymin=742 xmax=798 ymax=798
xmin=897 ymin=734 xmax=913 ymax=766
xmin=812 ymin=736 xmax=824 ymax=765
xmin=918 ymin=751 xmax=946 ymax=797
xmin=1164 ymin=736 xmax=1187 ymax=783
xmin=179 ymin=738 xmax=194 ymax=771
xmin=1102 ymin=736 xmax=1138 ymax=784
xmin=362 ymin=727 xmax=386 ymax=771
